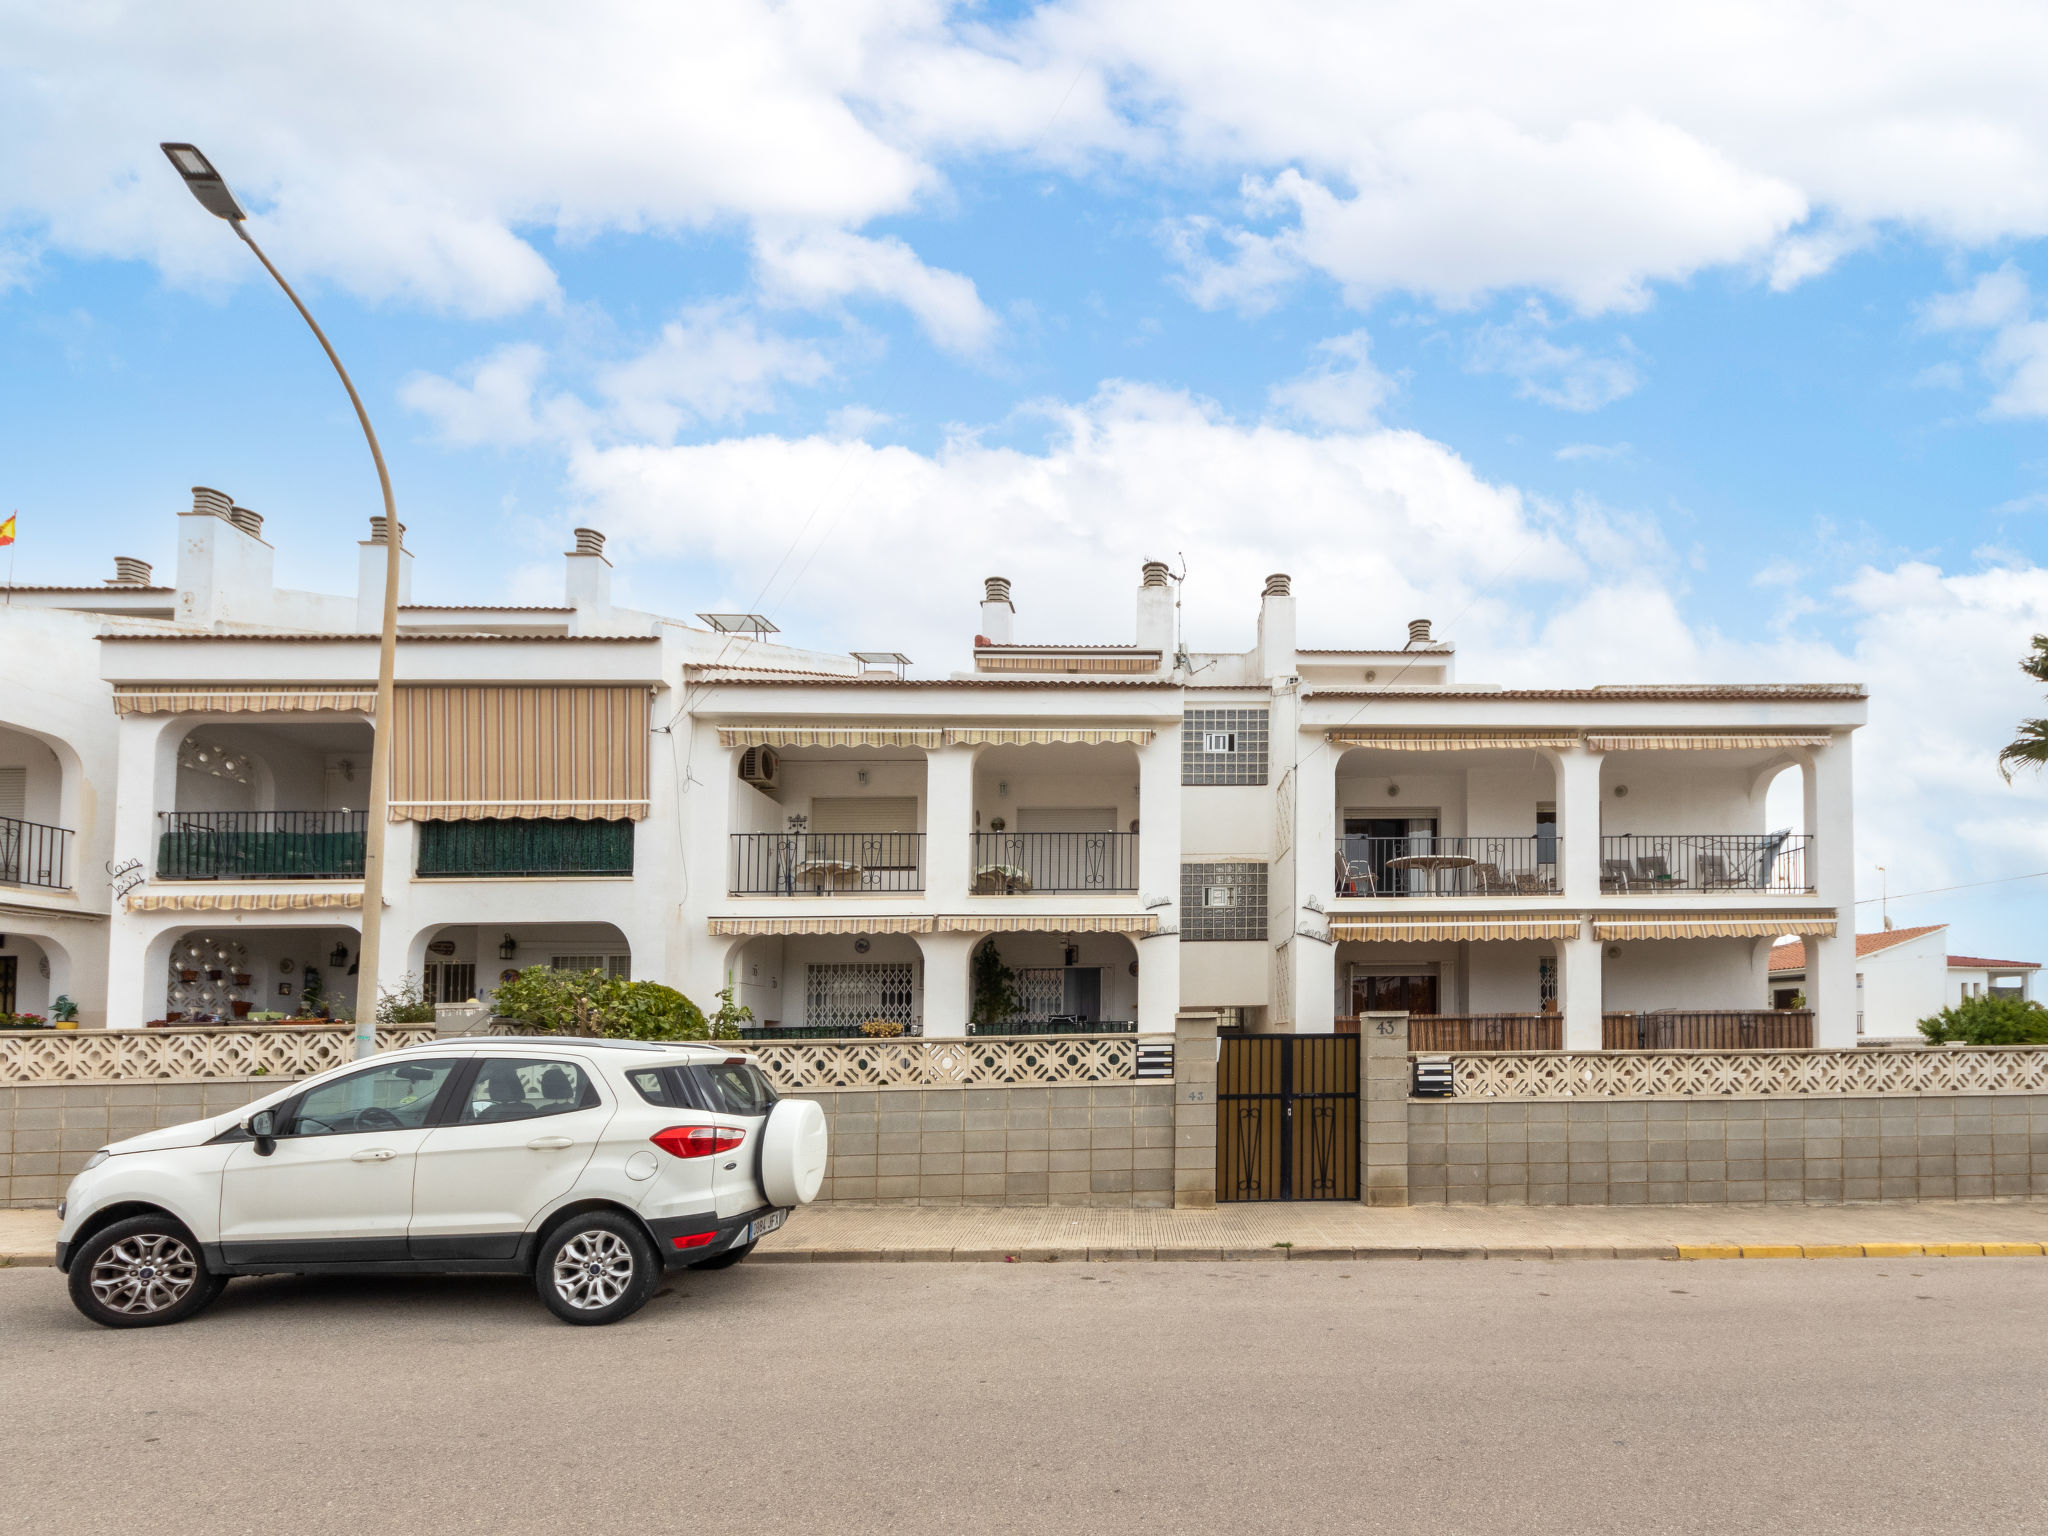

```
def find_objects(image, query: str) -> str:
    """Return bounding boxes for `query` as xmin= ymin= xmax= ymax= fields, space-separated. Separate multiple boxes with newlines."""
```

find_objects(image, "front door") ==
xmin=408 ymin=1056 xmax=614 ymax=1259
xmin=1351 ymin=973 xmax=1439 ymax=1017
xmin=0 ymin=955 xmax=14 ymax=1015
xmin=1216 ymin=1037 xmax=1359 ymax=1201
xmin=218 ymin=1056 xmax=461 ymax=1263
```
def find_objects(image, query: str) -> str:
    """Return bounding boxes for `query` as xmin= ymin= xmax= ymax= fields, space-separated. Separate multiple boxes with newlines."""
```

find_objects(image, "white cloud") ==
xmin=399 ymin=344 xmax=584 ymax=448
xmin=1921 ymin=263 xmax=2048 ymax=418
xmin=1466 ymin=304 xmax=1641 ymax=411
xmin=752 ymin=228 xmax=997 ymax=355
xmin=1267 ymin=330 xmax=1393 ymax=429
xmin=597 ymin=305 xmax=833 ymax=439
xmin=1554 ymin=442 xmax=1629 ymax=462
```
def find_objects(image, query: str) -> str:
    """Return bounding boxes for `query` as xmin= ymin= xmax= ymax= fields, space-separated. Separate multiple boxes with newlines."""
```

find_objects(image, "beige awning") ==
xmin=1330 ymin=914 xmax=1582 ymax=942
xmin=1325 ymin=729 xmax=1579 ymax=751
xmin=945 ymin=728 xmax=1154 ymax=746
xmin=113 ymin=685 xmax=376 ymax=716
xmin=719 ymin=727 xmax=948 ymax=749
xmin=127 ymin=891 xmax=364 ymax=913
xmin=708 ymin=916 xmax=935 ymax=936
xmin=937 ymin=913 xmax=1161 ymax=935
xmin=1592 ymin=911 xmax=1838 ymax=940
xmin=1585 ymin=732 xmax=1832 ymax=751
xmin=391 ymin=685 xmax=651 ymax=821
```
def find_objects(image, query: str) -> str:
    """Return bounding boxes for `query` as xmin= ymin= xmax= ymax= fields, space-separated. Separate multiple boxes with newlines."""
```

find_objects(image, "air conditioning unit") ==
xmin=738 ymin=746 xmax=780 ymax=787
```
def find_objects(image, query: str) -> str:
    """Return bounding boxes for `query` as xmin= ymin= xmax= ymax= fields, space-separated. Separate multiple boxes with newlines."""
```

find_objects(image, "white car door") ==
xmin=217 ymin=1056 xmax=462 ymax=1264
xmin=407 ymin=1055 xmax=615 ymax=1258
xmin=694 ymin=1059 xmax=776 ymax=1218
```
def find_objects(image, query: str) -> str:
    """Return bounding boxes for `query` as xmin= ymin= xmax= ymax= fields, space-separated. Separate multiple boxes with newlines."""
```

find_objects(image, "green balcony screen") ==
xmin=416 ymin=818 xmax=634 ymax=878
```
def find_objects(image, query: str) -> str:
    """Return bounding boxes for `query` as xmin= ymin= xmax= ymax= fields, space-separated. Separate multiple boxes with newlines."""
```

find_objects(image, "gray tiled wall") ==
xmin=2 ymin=1080 xmax=276 ymax=1208
xmin=1408 ymin=1095 xmax=2048 ymax=1205
xmin=788 ymin=1085 xmax=1178 ymax=1207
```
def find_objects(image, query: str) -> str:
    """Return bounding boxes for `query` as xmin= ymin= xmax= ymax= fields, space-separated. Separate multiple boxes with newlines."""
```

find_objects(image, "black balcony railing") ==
xmin=968 ymin=1018 xmax=1137 ymax=1036
xmin=1599 ymin=833 xmax=1811 ymax=894
xmin=0 ymin=816 xmax=73 ymax=890
xmin=157 ymin=811 xmax=366 ymax=880
xmin=729 ymin=832 xmax=925 ymax=895
xmin=971 ymin=831 xmax=1138 ymax=894
xmin=1336 ymin=835 xmax=1556 ymax=898
xmin=417 ymin=817 xmax=633 ymax=878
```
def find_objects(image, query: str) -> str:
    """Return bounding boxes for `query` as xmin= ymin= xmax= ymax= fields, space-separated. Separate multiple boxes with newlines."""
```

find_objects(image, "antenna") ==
xmin=1171 ymin=551 xmax=1190 ymax=672
xmin=1877 ymin=865 xmax=1891 ymax=930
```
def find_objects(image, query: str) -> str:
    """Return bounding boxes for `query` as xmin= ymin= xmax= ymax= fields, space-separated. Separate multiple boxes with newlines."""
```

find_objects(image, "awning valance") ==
xmin=1592 ymin=911 xmax=1837 ymax=940
xmin=1330 ymin=914 xmax=1582 ymax=942
xmin=127 ymin=891 xmax=364 ymax=913
xmin=1586 ymin=732 xmax=1831 ymax=752
xmin=391 ymin=686 xmax=650 ymax=822
xmin=708 ymin=916 xmax=935 ymax=936
xmin=945 ymin=728 xmax=1154 ymax=747
xmin=113 ymin=685 xmax=376 ymax=716
xmin=719 ymin=727 xmax=947 ymax=749
xmin=937 ymin=913 xmax=1161 ymax=935
xmin=1326 ymin=730 xmax=1578 ymax=751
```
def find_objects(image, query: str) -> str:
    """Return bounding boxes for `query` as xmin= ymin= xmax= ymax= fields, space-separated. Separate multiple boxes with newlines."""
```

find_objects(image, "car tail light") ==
xmin=650 ymin=1125 xmax=747 ymax=1159
xmin=671 ymin=1231 xmax=718 ymax=1250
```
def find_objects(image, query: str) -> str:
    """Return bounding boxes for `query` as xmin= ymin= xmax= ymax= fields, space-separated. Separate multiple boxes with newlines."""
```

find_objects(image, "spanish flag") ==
xmin=0 ymin=515 xmax=13 ymax=547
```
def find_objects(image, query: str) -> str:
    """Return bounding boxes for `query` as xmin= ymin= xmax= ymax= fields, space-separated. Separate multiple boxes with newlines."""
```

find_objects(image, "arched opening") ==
xmin=971 ymin=744 xmax=1142 ymax=893
xmin=409 ymin=921 xmax=634 ymax=1010
xmin=723 ymin=931 xmax=923 ymax=1037
xmin=728 ymin=745 xmax=928 ymax=895
xmin=0 ymin=725 xmax=74 ymax=890
xmin=1595 ymin=748 xmax=1810 ymax=894
xmin=963 ymin=932 xmax=1140 ymax=1033
xmin=1333 ymin=745 xmax=1561 ymax=897
xmin=161 ymin=719 xmax=374 ymax=880
xmin=154 ymin=924 xmax=362 ymax=1024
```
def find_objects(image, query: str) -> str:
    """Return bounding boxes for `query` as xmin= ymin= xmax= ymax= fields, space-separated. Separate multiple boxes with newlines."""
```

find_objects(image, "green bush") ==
xmin=1917 ymin=992 xmax=2048 ymax=1045
xmin=376 ymin=974 xmax=440 ymax=1025
xmin=490 ymin=967 xmax=724 ymax=1041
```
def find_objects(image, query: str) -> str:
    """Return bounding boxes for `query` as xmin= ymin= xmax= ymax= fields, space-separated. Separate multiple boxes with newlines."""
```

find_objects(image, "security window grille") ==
xmin=425 ymin=962 xmax=477 ymax=1004
xmin=550 ymin=954 xmax=631 ymax=980
xmin=1181 ymin=862 xmax=1267 ymax=940
xmin=805 ymin=962 xmax=915 ymax=1033
xmin=1183 ymin=709 xmax=1268 ymax=785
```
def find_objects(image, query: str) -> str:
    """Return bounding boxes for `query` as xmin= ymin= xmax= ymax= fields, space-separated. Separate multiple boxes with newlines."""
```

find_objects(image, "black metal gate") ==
xmin=1217 ymin=1036 xmax=1358 ymax=1201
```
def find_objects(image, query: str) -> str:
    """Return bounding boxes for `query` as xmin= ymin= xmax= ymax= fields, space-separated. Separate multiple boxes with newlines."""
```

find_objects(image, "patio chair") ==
xmin=1513 ymin=870 xmax=1555 ymax=895
xmin=1339 ymin=856 xmax=1378 ymax=897
xmin=1751 ymin=828 xmax=1793 ymax=890
xmin=1470 ymin=861 xmax=1511 ymax=895
xmin=1600 ymin=858 xmax=1634 ymax=894
xmin=1634 ymin=853 xmax=1672 ymax=885
xmin=1696 ymin=850 xmax=1737 ymax=889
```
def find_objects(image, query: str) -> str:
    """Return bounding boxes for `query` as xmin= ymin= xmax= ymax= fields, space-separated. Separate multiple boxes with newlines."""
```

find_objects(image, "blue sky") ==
xmin=5 ymin=2 xmax=2048 ymax=958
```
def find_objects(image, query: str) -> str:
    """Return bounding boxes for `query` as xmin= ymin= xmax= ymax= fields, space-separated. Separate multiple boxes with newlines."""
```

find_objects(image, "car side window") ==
xmin=286 ymin=1060 xmax=457 ymax=1137
xmin=458 ymin=1058 xmax=599 ymax=1125
xmin=694 ymin=1062 xmax=777 ymax=1116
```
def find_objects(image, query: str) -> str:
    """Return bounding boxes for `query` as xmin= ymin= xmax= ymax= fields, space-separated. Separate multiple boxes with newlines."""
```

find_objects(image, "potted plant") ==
xmin=232 ymin=971 xmax=252 ymax=987
xmin=205 ymin=968 xmax=223 ymax=981
xmin=230 ymin=1000 xmax=253 ymax=1019
xmin=179 ymin=969 xmax=199 ymax=983
xmin=51 ymin=994 xmax=79 ymax=1030
xmin=859 ymin=1019 xmax=905 ymax=1038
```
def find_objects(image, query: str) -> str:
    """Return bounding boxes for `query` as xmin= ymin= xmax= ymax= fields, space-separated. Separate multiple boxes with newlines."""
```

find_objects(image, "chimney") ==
xmin=1407 ymin=618 xmax=1433 ymax=648
xmin=357 ymin=515 xmax=415 ymax=630
xmin=177 ymin=485 xmax=276 ymax=626
xmin=1135 ymin=561 xmax=1174 ymax=656
xmin=1257 ymin=572 xmax=1296 ymax=679
xmin=190 ymin=486 xmax=232 ymax=519
xmin=228 ymin=505 xmax=264 ymax=538
xmin=107 ymin=557 xmax=153 ymax=586
xmin=565 ymin=527 xmax=613 ymax=622
xmin=979 ymin=576 xmax=1014 ymax=645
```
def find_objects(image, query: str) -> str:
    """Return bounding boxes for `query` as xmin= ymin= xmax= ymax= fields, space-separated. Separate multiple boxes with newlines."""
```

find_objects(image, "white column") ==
xmin=1556 ymin=746 xmax=1603 ymax=903
xmin=1291 ymin=742 xmax=1338 ymax=1031
xmin=1558 ymin=929 xmax=1604 ymax=1051
xmin=1135 ymin=931 xmax=1181 ymax=1032
xmin=919 ymin=931 xmax=975 ymax=1038
xmin=103 ymin=714 xmax=178 ymax=1029
xmin=1136 ymin=724 xmax=1182 ymax=909
xmin=1804 ymin=739 xmax=1858 ymax=1048
xmin=925 ymin=745 xmax=975 ymax=907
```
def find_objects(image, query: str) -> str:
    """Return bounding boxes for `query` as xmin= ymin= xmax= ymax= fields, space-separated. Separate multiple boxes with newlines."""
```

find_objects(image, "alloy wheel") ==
xmin=89 ymin=1233 xmax=200 ymax=1316
xmin=551 ymin=1230 xmax=635 ymax=1310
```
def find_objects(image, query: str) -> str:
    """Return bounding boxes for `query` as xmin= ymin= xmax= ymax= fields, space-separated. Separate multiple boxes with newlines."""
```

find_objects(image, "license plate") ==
xmin=746 ymin=1209 xmax=788 ymax=1243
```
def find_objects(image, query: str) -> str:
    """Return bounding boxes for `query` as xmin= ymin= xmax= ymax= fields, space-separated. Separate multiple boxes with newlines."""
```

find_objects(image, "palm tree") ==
xmin=1998 ymin=634 xmax=2048 ymax=781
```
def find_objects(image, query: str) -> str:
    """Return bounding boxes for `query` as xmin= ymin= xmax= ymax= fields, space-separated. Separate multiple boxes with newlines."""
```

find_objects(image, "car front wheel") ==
xmin=68 ymin=1214 xmax=227 ymax=1330
xmin=534 ymin=1212 xmax=660 ymax=1326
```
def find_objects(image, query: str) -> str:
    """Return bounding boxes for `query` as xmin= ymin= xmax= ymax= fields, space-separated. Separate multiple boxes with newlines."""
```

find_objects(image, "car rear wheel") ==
xmin=534 ymin=1212 xmax=660 ymax=1326
xmin=691 ymin=1239 xmax=756 ymax=1271
xmin=68 ymin=1215 xmax=227 ymax=1330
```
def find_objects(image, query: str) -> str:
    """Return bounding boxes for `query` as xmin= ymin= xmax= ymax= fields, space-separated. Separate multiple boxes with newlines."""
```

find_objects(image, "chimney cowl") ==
xmin=573 ymin=527 xmax=606 ymax=556
xmin=190 ymin=486 xmax=232 ymax=519
xmin=108 ymin=556 xmax=153 ymax=586
xmin=228 ymin=505 xmax=263 ymax=536
xmin=983 ymin=576 xmax=1012 ymax=607
xmin=1263 ymin=573 xmax=1291 ymax=597
xmin=1140 ymin=561 xmax=1171 ymax=589
xmin=369 ymin=516 xmax=407 ymax=547
xmin=1407 ymin=618 xmax=1433 ymax=647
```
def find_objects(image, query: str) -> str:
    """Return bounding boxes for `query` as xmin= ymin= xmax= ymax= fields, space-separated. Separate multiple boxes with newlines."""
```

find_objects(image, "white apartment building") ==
xmin=0 ymin=486 xmax=1866 ymax=1046
xmin=1769 ymin=924 xmax=2039 ymax=1040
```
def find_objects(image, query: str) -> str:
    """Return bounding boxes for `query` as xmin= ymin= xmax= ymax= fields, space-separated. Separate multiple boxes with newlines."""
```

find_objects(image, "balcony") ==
xmin=157 ymin=811 xmax=365 ymax=880
xmin=970 ymin=831 xmax=1138 ymax=894
xmin=0 ymin=816 xmax=73 ymax=890
xmin=417 ymin=818 xmax=633 ymax=878
xmin=1337 ymin=835 xmax=1556 ymax=898
xmin=730 ymin=832 xmax=925 ymax=895
xmin=1599 ymin=834 xmax=1811 ymax=894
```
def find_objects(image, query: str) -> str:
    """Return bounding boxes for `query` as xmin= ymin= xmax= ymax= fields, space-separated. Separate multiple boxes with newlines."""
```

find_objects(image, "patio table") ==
xmin=1385 ymin=852 xmax=1477 ymax=895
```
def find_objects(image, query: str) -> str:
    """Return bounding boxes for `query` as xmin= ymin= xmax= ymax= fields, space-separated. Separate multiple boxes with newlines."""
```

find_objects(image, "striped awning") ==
xmin=719 ymin=726 xmax=948 ymax=749
xmin=127 ymin=891 xmax=365 ymax=913
xmin=937 ymin=913 xmax=1161 ymax=935
xmin=391 ymin=685 xmax=651 ymax=821
xmin=1592 ymin=911 xmax=1838 ymax=940
xmin=1585 ymin=732 xmax=1831 ymax=751
xmin=1330 ymin=914 xmax=1582 ymax=942
xmin=113 ymin=685 xmax=376 ymax=716
xmin=945 ymin=728 xmax=1154 ymax=747
xmin=708 ymin=916 xmax=935 ymax=936
xmin=1326 ymin=729 xmax=1578 ymax=750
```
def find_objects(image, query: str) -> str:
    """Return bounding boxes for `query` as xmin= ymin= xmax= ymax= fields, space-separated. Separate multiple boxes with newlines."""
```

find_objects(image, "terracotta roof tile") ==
xmin=1769 ymin=924 xmax=1948 ymax=972
xmin=1947 ymin=954 xmax=2041 ymax=970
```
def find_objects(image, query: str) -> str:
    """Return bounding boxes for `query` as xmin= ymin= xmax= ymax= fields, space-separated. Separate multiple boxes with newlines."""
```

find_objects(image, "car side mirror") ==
xmin=247 ymin=1109 xmax=277 ymax=1157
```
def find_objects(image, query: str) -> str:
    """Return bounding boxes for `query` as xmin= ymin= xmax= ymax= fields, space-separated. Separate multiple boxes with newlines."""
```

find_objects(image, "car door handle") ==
xmin=526 ymin=1136 xmax=575 ymax=1150
xmin=351 ymin=1148 xmax=397 ymax=1162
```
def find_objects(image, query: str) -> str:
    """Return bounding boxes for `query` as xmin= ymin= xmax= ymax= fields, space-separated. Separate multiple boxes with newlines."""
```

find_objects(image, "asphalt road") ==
xmin=4 ymin=1257 xmax=2045 ymax=1535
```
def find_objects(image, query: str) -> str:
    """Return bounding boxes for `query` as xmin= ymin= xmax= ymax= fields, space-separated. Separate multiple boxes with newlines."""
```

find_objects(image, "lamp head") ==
xmin=160 ymin=142 xmax=248 ymax=222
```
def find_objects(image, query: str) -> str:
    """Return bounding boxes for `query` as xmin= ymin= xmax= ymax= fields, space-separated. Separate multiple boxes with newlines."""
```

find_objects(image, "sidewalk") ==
xmin=12 ymin=1202 xmax=2048 ymax=1268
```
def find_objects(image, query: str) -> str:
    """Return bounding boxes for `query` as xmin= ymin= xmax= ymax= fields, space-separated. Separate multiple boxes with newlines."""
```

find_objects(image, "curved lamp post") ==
xmin=161 ymin=142 xmax=399 ymax=1059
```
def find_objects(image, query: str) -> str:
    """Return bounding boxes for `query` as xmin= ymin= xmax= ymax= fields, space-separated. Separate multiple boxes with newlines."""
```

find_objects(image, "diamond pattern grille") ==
xmin=1448 ymin=1046 xmax=2048 ymax=1100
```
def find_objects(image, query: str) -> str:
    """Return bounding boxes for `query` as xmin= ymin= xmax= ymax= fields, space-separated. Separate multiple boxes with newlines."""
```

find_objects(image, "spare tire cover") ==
xmin=759 ymin=1097 xmax=829 ymax=1206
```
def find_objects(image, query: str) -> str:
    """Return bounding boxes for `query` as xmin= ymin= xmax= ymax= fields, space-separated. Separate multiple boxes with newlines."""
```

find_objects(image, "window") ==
xmin=287 ymin=1059 xmax=456 ymax=1136
xmin=1181 ymin=862 xmax=1267 ymax=940
xmin=695 ymin=1061 xmax=777 ymax=1116
xmin=550 ymin=954 xmax=631 ymax=980
xmin=1182 ymin=709 xmax=1268 ymax=786
xmin=458 ymin=1058 xmax=599 ymax=1124
xmin=806 ymin=961 xmax=915 ymax=1032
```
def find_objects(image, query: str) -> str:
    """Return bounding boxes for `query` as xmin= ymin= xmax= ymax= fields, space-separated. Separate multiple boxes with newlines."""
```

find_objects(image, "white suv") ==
xmin=54 ymin=1038 xmax=827 ymax=1329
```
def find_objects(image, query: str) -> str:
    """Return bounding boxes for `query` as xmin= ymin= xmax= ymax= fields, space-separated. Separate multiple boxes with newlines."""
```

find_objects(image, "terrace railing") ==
xmin=1337 ymin=835 xmax=1556 ymax=898
xmin=156 ymin=810 xmax=366 ymax=880
xmin=729 ymin=832 xmax=925 ymax=895
xmin=1397 ymin=1014 xmax=1563 ymax=1052
xmin=970 ymin=831 xmax=1139 ymax=894
xmin=0 ymin=815 xmax=73 ymax=890
xmin=1598 ymin=833 xmax=1812 ymax=894
xmin=1603 ymin=1010 xmax=1814 ymax=1050
xmin=417 ymin=817 xmax=632 ymax=878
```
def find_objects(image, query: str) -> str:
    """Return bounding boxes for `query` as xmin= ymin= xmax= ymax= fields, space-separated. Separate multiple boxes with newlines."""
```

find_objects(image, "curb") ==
xmin=752 ymin=1241 xmax=2048 ymax=1264
xmin=0 ymin=1253 xmax=53 ymax=1269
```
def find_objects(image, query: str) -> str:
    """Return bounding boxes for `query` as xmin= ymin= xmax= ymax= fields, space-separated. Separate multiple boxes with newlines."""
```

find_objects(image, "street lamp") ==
xmin=161 ymin=142 xmax=402 ymax=1060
